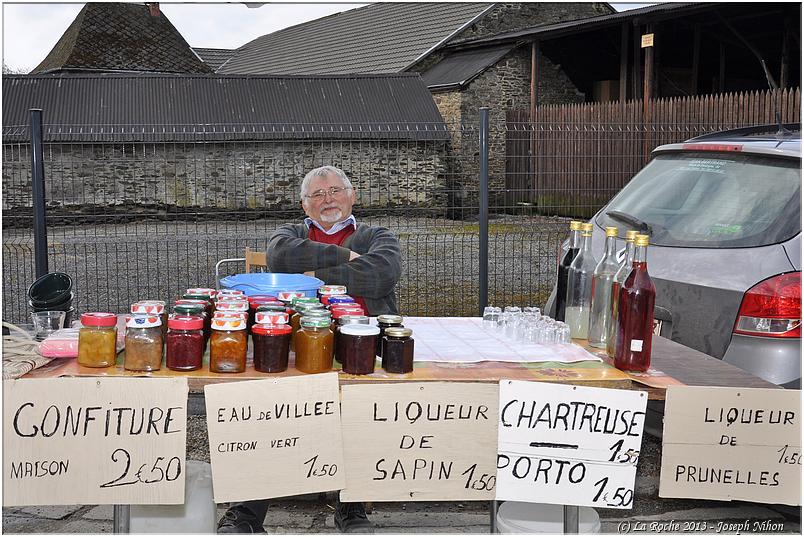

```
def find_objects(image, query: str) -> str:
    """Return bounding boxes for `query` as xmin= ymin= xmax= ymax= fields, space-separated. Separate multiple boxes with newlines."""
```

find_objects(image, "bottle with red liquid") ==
xmin=614 ymin=234 xmax=655 ymax=372
xmin=555 ymin=220 xmax=583 ymax=322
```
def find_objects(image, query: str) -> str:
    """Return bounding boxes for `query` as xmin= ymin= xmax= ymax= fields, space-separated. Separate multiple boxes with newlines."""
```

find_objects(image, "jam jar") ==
xmin=295 ymin=317 xmax=334 ymax=374
xmin=216 ymin=289 xmax=245 ymax=299
xmin=78 ymin=312 xmax=118 ymax=367
xmin=376 ymin=314 xmax=404 ymax=365
xmin=333 ymin=312 xmax=368 ymax=361
xmin=124 ymin=314 xmax=164 ymax=371
xmin=182 ymin=294 xmax=214 ymax=317
xmin=383 ymin=327 xmax=415 ymax=374
xmin=166 ymin=315 xmax=205 ymax=371
xmin=319 ymin=284 xmax=347 ymax=301
xmin=216 ymin=299 xmax=250 ymax=326
xmin=339 ymin=324 xmax=380 ymax=375
xmin=186 ymin=287 xmax=216 ymax=300
xmin=132 ymin=301 xmax=168 ymax=343
xmin=255 ymin=310 xmax=289 ymax=325
xmin=210 ymin=316 xmax=248 ymax=373
xmin=277 ymin=291 xmax=306 ymax=307
xmin=252 ymin=323 xmax=292 ymax=373
xmin=290 ymin=303 xmax=325 ymax=350
xmin=326 ymin=295 xmax=356 ymax=307
xmin=173 ymin=303 xmax=209 ymax=348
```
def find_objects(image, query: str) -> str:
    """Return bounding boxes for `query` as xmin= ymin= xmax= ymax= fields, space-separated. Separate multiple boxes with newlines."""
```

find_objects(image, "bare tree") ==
xmin=3 ymin=63 xmax=28 ymax=75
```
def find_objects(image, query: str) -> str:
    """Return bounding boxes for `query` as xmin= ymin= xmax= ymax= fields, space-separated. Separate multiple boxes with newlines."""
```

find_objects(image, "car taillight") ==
xmin=733 ymin=272 xmax=801 ymax=338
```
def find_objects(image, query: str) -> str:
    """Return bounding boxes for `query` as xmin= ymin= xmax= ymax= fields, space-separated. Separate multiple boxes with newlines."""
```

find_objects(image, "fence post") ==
xmin=479 ymin=107 xmax=489 ymax=316
xmin=30 ymin=108 xmax=49 ymax=278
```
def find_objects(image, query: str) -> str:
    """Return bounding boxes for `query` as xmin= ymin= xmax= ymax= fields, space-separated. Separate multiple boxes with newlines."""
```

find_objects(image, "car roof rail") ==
xmin=688 ymin=123 xmax=801 ymax=142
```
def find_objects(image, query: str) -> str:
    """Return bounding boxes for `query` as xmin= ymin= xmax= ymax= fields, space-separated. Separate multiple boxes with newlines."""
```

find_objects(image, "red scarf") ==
xmin=308 ymin=223 xmax=369 ymax=314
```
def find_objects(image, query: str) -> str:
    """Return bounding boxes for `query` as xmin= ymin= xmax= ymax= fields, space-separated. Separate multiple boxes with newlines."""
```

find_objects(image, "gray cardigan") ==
xmin=266 ymin=222 xmax=402 ymax=316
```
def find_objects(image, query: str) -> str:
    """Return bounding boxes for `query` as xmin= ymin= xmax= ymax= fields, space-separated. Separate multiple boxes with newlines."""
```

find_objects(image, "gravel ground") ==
xmin=3 ymin=215 xmax=570 ymax=324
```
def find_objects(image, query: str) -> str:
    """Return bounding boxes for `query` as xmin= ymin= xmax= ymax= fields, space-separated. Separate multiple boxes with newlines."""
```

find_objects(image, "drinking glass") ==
xmin=31 ymin=310 xmax=67 ymax=341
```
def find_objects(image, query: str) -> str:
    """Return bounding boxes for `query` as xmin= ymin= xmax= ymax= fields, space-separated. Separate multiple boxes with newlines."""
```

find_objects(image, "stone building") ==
xmin=1 ymin=73 xmax=449 ymax=224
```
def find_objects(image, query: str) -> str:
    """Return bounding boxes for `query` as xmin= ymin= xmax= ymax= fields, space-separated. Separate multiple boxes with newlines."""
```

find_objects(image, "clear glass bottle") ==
xmin=607 ymin=230 xmax=639 ymax=358
xmin=555 ymin=220 xmax=583 ymax=322
xmin=614 ymin=234 xmax=656 ymax=372
xmin=588 ymin=226 xmax=620 ymax=348
xmin=565 ymin=223 xmax=597 ymax=339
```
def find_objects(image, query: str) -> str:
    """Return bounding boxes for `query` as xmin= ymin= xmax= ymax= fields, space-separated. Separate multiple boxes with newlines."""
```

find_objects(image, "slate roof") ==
xmin=31 ymin=3 xmax=212 ymax=74
xmin=421 ymin=44 xmax=515 ymax=91
xmin=193 ymin=47 xmax=236 ymax=71
xmin=2 ymin=73 xmax=449 ymax=142
xmin=218 ymin=3 xmax=494 ymax=75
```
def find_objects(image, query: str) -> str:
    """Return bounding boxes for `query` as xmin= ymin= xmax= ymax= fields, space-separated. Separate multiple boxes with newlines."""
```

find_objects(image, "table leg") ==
xmin=113 ymin=505 xmax=130 ymax=533
xmin=489 ymin=500 xmax=498 ymax=533
xmin=563 ymin=505 xmax=579 ymax=533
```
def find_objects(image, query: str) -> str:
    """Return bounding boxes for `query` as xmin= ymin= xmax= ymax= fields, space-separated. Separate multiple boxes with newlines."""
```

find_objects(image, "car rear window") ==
xmin=596 ymin=152 xmax=801 ymax=248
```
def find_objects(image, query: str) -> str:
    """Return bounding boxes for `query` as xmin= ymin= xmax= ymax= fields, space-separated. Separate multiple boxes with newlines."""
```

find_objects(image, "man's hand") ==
xmin=303 ymin=270 xmax=315 ymax=277
xmin=349 ymin=250 xmax=361 ymax=261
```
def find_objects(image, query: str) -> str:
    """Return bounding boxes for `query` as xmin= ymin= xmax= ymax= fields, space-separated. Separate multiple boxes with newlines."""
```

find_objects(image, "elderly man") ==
xmin=217 ymin=166 xmax=402 ymax=534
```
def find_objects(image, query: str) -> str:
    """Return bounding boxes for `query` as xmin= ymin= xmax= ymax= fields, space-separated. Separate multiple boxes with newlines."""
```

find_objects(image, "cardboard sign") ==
xmin=660 ymin=386 xmax=801 ymax=506
xmin=641 ymin=33 xmax=654 ymax=48
xmin=3 ymin=377 xmax=187 ymax=506
xmin=339 ymin=382 xmax=498 ymax=502
xmin=204 ymin=373 xmax=345 ymax=503
xmin=496 ymin=380 xmax=647 ymax=509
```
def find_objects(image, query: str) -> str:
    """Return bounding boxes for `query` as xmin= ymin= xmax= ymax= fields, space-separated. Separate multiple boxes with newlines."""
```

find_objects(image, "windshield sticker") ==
xmin=710 ymin=224 xmax=743 ymax=235
xmin=679 ymin=159 xmax=730 ymax=174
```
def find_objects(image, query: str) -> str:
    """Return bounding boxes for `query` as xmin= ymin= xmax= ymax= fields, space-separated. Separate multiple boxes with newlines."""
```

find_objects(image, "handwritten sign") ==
xmin=339 ymin=382 xmax=498 ymax=502
xmin=641 ymin=33 xmax=654 ymax=48
xmin=204 ymin=373 xmax=344 ymax=503
xmin=3 ymin=377 xmax=187 ymax=506
xmin=496 ymin=381 xmax=647 ymax=509
xmin=660 ymin=386 xmax=801 ymax=505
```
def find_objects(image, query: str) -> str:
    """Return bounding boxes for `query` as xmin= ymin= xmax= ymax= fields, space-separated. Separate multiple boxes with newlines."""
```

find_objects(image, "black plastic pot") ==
xmin=29 ymin=292 xmax=74 ymax=310
xmin=27 ymin=272 xmax=73 ymax=306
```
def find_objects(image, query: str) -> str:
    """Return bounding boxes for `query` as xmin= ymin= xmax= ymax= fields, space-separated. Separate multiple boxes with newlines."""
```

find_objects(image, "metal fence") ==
xmin=2 ymin=115 xmax=570 ymax=324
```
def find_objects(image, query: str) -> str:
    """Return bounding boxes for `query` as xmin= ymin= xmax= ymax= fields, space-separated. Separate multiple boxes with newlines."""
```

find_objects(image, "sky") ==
xmin=2 ymin=2 xmax=651 ymax=73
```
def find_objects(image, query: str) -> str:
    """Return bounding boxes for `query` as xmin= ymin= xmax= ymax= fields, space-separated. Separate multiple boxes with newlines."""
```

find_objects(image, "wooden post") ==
xmin=692 ymin=24 xmax=700 ymax=95
xmin=619 ymin=22 xmax=628 ymax=103
xmin=530 ymin=40 xmax=539 ymax=120
xmin=632 ymin=23 xmax=642 ymax=100
xmin=780 ymin=20 xmax=790 ymax=89
xmin=643 ymin=25 xmax=654 ymax=120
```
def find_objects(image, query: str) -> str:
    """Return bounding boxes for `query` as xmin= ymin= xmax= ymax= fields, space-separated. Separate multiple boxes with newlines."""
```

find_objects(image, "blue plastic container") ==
xmin=219 ymin=273 xmax=324 ymax=298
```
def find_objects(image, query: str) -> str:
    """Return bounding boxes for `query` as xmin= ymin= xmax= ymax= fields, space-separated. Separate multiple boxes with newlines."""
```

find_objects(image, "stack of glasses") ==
xmin=482 ymin=306 xmax=572 ymax=345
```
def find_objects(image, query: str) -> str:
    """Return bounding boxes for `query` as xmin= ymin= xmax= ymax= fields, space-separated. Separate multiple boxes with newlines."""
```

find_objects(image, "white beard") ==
xmin=319 ymin=208 xmax=343 ymax=223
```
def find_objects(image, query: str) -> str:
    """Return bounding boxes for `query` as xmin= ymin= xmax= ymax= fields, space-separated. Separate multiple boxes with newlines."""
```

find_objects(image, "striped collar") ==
xmin=304 ymin=214 xmax=357 ymax=235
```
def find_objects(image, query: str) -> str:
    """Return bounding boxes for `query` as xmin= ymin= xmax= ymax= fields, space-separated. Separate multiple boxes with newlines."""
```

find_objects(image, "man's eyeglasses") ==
xmin=304 ymin=186 xmax=351 ymax=200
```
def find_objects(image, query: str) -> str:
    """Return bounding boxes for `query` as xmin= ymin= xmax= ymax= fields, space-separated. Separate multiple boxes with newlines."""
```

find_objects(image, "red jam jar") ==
xmin=166 ymin=315 xmax=205 ymax=371
xmin=339 ymin=324 xmax=380 ymax=375
xmin=252 ymin=323 xmax=292 ymax=373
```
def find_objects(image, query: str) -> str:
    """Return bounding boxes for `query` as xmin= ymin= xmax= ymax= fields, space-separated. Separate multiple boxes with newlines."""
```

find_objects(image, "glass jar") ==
xmin=383 ymin=327 xmax=415 ymax=374
xmin=124 ymin=314 xmax=164 ymax=371
xmin=333 ymin=313 xmax=368 ymax=361
xmin=376 ymin=314 xmax=404 ymax=366
xmin=182 ymin=294 xmax=214 ymax=317
xmin=210 ymin=316 xmax=248 ymax=373
xmin=166 ymin=315 xmax=205 ymax=371
xmin=173 ymin=303 xmax=209 ymax=348
xmin=256 ymin=304 xmax=287 ymax=314
xmin=132 ymin=301 xmax=168 ymax=343
xmin=295 ymin=317 xmax=334 ymax=374
xmin=339 ymin=324 xmax=380 ymax=375
xmin=78 ymin=312 xmax=118 ymax=367
xmin=290 ymin=303 xmax=325 ymax=350
xmin=216 ymin=289 xmax=245 ymax=299
xmin=319 ymin=284 xmax=347 ymax=301
xmin=252 ymin=323 xmax=292 ymax=373
xmin=216 ymin=299 xmax=250 ymax=328
xmin=326 ymin=295 xmax=356 ymax=307
xmin=186 ymin=287 xmax=216 ymax=300
xmin=277 ymin=291 xmax=306 ymax=307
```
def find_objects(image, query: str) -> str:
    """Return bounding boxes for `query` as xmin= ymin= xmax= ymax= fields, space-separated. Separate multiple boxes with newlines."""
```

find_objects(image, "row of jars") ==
xmin=76 ymin=285 xmax=415 ymax=376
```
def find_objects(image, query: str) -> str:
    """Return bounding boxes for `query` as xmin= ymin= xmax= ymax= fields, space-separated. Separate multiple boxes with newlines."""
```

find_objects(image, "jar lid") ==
xmin=255 ymin=311 xmax=289 ymax=324
xmin=211 ymin=316 xmax=247 ymax=331
xmin=328 ymin=295 xmax=355 ymax=304
xmin=168 ymin=315 xmax=204 ymax=330
xmin=377 ymin=314 xmax=403 ymax=324
xmin=297 ymin=303 xmax=326 ymax=312
xmin=319 ymin=285 xmax=347 ymax=296
xmin=81 ymin=312 xmax=117 ymax=327
xmin=338 ymin=315 xmax=370 ymax=325
xmin=216 ymin=301 xmax=249 ymax=312
xmin=252 ymin=323 xmax=293 ymax=336
xmin=385 ymin=327 xmax=413 ymax=338
xmin=301 ymin=317 xmax=331 ymax=328
xmin=247 ymin=294 xmax=277 ymax=302
xmin=293 ymin=296 xmax=320 ymax=305
xmin=217 ymin=289 xmax=245 ymax=296
xmin=183 ymin=294 xmax=212 ymax=302
xmin=126 ymin=314 xmax=162 ymax=328
xmin=173 ymin=304 xmax=204 ymax=315
xmin=131 ymin=301 xmax=165 ymax=315
xmin=256 ymin=304 xmax=287 ymax=312
xmin=277 ymin=291 xmax=306 ymax=302
xmin=213 ymin=311 xmax=247 ymax=321
xmin=303 ymin=309 xmax=331 ymax=319
xmin=330 ymin=308 xmax=366 ymax=319
xmin=186 ymin=288 xmax=216 ymax=297
xmin=176 ymin=299 xmax=208 ymax=306
xmin=340 ymin=324 xmax=380 ymax=336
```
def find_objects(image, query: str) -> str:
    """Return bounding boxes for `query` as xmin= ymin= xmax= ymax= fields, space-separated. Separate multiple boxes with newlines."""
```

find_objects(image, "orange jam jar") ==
xmin=210 ymin=316 xmax=248 ymax=373
xmin=294 ymin=317 xmax=334 ymax=374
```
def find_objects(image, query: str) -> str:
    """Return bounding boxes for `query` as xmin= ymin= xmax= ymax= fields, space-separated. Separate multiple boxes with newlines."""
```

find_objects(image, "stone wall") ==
xmin=452 ymin=2 xmax=614 ymax=44
xmin=2 ymin=139 xmax=449 ymax=220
